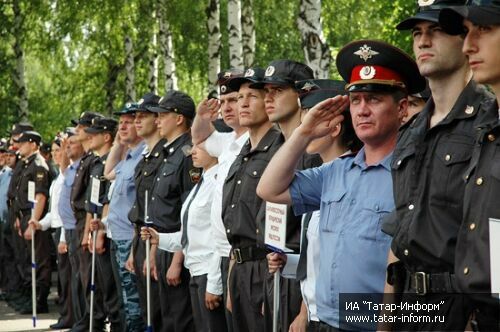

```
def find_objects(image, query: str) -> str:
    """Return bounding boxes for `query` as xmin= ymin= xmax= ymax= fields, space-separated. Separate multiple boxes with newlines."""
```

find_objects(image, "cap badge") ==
xmin=301 ymin=82 xmax=316 ymax=92
xmin=11 ymin=125 xmax=16 ymax=131
xmin=80 ymin=112 xmax=85 ymax=119
xmin=465 ymin=105 xmax=474 ymax=115
xmin=159 ymin=96 xmax=164 ymax=104
xmin=354 ymin=44 xmax=379 ymax=62
xmin=220 ymin=85 xmax=227 ymax=93
xmin=245 ymin=69 xmax=255 ymax=77
xmin=138 ymin=98 xmax=144 ymax=105
xmin=418 ymin=0 xmax=435 ymax=6
xmin=360 ymin=66 xmax=376 ymax=80
xmin=91 ymin=118 xmax=96 ymax=125
xmin=125 ymin=102 xmax=131 ymax=108
xmin=224 ymin=72 xmax=232 ymax=78
xmin=265 ymin=66 xmax=275 ymax=77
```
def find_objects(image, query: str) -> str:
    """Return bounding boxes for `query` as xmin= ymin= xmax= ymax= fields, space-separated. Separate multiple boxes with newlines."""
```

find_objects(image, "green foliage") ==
xmin=0 ymin=0 xmax=419 ymax=141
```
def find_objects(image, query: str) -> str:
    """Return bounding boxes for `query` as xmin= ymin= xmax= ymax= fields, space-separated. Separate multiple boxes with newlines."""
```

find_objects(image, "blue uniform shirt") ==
xmin=0 ymin=167 xmax=12 ymax=222
xmin=290 ymin=148 xmax=394 ymax=329
xmin=107 ymin=142 xmax=145 ymax=241
xmin=59 ymin=159 xmax=80 ymax=230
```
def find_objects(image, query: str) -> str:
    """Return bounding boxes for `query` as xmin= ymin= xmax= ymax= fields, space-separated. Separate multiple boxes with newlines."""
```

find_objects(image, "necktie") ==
xmin=181 ymin=176 xmax=204 ymax=247
xmin=296 ymin=212 xmax=312 ymax=281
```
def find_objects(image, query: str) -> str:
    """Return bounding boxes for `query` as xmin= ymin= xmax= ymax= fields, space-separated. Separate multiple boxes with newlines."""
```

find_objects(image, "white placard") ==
xmin=489 ymin=218 xmax=500 ymax=299
xmin=265 ymin=202 xmax=292 ymax=252
xmin=28 ymin=181 xmax=36 ymax=203
xmin=90 ymin=177 xmax=101 ymax=206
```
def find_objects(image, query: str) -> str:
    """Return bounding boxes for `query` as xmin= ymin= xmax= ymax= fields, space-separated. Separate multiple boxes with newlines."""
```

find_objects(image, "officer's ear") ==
xmin=396 ymin=97 xmax=408 ymax=123
xmin=103 ymin=132 xmax=114 ymax=144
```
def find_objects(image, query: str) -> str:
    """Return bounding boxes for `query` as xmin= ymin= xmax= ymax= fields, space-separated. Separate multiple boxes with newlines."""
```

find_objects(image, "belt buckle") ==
xmin=414 ymin=272 xmax=428 ymax=296
xmin=233 ymin=248 xmax=243 ymax=264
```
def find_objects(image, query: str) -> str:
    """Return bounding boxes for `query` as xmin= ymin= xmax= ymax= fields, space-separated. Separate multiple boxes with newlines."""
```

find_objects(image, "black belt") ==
xmin=231 ymin=246 xmax=268 ymax=264
xmin=405 ymin=270 xmax=457 ymax=295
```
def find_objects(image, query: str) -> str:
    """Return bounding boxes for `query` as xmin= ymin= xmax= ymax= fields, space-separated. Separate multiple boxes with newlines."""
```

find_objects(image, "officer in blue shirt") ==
xmin=257 ymin=40 xmax=425 ymax=331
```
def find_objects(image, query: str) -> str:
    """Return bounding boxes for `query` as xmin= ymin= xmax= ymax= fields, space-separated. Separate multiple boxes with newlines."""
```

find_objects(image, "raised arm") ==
xmin=104 ymin=134 xmax=127 ymax=180
xmin=257 ymin=96 xmax=348 ymax=204
xmin=191 ymin=98 xmax=220 ymax=144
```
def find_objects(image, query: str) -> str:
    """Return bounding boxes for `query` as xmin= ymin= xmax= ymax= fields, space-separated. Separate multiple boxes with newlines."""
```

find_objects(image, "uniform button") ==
xmin=152 ymin=197 xmax=155 ymax=201
xmin=237 ymin=180 xmax=241 ymax=185
xmin=469 ymin=223 xmax=476 ymax=231
xmin=463 ymin=267 xmax=469 ymax=275
xmin=404 ymin=249 xmax=409 ymax=256
xmin=488 ymin=134 xmax=496 ymax=142
xmin=243 ymin=157 xmax=248 ymax=162
xmin=397 ymin=160 xmax=402 ymax=166
xmin=408 ymin=204 xmax=415 ymax=210
xmin=253 ymin=171 xmax=257 ymax=176
xmin=231 ymin=204 xmax=235 ymax=208
xmin=476 ymin=177 xmax=484 ymax=186
xmin=465 ymin=105 xmax=474 ymax=114
xmin=144 ymin=172 xmax=148 ymax=175
xmin=157 ymin=177 xmax=160 ymax=182
xmin=226 ymin=229 xmax=230 ymax=233
xmin=256 ymin=229 xmax=259 ymax=234
xmin=445 ymin=154 xmax=451 ymax=161
xmin=264 ymin=146 xmax=269 ymax=150
xmin=375 ymin=205 xmax=379 ymax=211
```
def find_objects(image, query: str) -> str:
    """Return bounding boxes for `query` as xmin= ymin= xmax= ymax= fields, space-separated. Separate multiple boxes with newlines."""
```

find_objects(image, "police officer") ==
xmin=69 ymin=111 xmax=108 ymax=332
xmin=192 ymin=68 xmax=248 ymax=332
xmin=220 ymin=67 xmax=282 ymax=332
xmin=258 ymin=39 xmax=424 ymax=331
xmin=439 ymin=2 xmax=500 ymax=330
xmin=4 ymin=122 xmax=33 ymax=309
xmin=12 ymin=131 xmax=53 ymax=314
xmin=85 ymin=117 xmax=125 ymax=331
xmin=383 ymin=1 xmax=497 ymax=330
xmin=147 ymin=90 xmax=197 ymax=332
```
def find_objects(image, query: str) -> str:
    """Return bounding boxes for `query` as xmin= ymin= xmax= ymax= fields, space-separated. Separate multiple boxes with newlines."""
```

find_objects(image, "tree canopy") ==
xmin=0 ymin=0 xmax=416 ymax=140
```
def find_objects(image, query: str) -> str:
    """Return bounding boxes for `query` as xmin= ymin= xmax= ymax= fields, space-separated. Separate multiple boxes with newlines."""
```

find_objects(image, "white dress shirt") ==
xmin=300 ymin=210 xmax=320 ymax=322
xmin=158 ymin=165 xmax=219 ymax=278
xmin=39 ymin=171 xmax=65 ymax=242
xmin=203 ymin=130 xmax=249 ymax=295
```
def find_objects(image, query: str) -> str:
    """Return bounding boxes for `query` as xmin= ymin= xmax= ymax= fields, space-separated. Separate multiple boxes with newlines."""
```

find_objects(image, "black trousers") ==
xmin=393 ymin=292 xmax=470 ymax=331
xmin=19 ymin=219 xmax=53 ymax=306
xmin=132 ymin=233 xmax=162 ymax=329
xmin=228 ymin=258 xmax=267 ymax=332
xmin=189 ymin=273 xmax=228 ymax=332
xmin=66 ymin=229 xmax=85 ymax=323
xmin=0 ymin=221 xmax=23 ymax=292
xmin=95 ymin=237 xmax=125 ymax=330
xmin=156 ymin=249 xmax=194 ymax=332
xmin=263 ymin=273 xmax=303 ymax=332
xmin=221 ymin=256 xmax=234 ymax=332
xmin=53 ymin=227 xmax=74 ymax=326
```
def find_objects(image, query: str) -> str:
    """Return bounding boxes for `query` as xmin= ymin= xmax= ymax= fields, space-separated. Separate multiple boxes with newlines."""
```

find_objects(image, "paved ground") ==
xmin=0 ymin=290 xmax=63 ymax=332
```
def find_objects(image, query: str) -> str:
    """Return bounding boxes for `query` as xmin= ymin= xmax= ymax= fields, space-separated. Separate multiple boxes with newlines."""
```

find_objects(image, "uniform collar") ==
xmin=127 ymin=141 xmax=146 ymax=160
xmin=242 ymin=126 xmax=282 ymax=154
xmin=202 ymin=164 xmax=218 ymax=180
xmin=24 ymin=152 xmax=38 ymax=165
xmin=414 ymin=80 xmax=491 ymax=130
xmin=351 ymin=147 xmax=393 ymax=171
xmin=143 ymin=138 xmax=166 ymax=158
xmin=163 ymin=132 xmax=191 ymax=156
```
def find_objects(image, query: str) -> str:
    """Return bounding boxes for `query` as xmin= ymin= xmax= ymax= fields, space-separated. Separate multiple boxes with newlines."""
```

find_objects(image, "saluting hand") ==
xmin=196 ymin=98 xmax=220 ymax=122
xmin=298 ymin=95 xmax=349 ymax=140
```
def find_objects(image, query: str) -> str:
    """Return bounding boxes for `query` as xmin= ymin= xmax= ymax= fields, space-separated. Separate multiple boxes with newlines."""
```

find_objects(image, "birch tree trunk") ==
xmin=241 ymin=0 xmax=255 ymax=68
xmin=227 ymin=0 xmax=243 ymax=70
xmin=105 ymin=62 xmax=121 ymax=115
xmin=206 ymin=0 xmax=221 ymax=97
xmin=148 ymin=10 xmax=159 ymax=94
xmin=158 ymin=0 xmax=177 ymax=92
xmin=297 ymin=0 xmax=332 ymax=79
xmin=12 ymin=0 xmax=29 ymax=121
xmin=124 ymin=35 xmax=136 ymax=102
